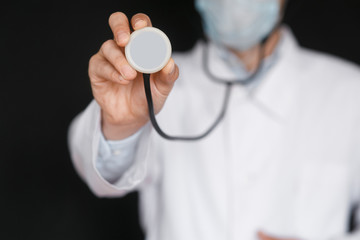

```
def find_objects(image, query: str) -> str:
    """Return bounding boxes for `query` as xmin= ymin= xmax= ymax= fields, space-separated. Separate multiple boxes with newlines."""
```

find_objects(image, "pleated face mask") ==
xmin=195 ymin=0 xmax=280 ymax=51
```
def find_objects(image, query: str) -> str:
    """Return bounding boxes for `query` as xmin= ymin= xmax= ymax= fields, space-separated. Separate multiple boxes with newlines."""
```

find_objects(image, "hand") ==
xmin=258 ymin=231 xmax=299 ymax=240
xmin=88 ymin=12 xmax=179 ymax=140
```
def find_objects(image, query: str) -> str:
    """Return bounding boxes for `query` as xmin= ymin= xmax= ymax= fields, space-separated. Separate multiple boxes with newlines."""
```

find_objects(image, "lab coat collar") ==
xmin=199 ymin=25 xmax=302 ymax=121
xmin=206 ymin=32 xmax=284 ymax=85
xmin=253 ymin=25 xmax=302 ymax=121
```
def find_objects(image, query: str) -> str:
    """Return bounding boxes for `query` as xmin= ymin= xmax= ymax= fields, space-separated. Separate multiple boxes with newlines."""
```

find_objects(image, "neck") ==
xmin=229 ymin=28 xmax=282 ymax=72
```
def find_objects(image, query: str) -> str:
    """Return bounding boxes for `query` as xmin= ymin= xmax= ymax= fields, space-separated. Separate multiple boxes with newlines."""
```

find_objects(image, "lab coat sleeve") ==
xmin=96 ymin=127 xmax=144 ymax=184
xmin=68 ymin=100 xmax=153 ymax=197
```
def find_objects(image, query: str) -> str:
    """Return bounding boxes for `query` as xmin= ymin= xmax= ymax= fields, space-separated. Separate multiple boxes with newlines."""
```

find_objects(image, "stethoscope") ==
xmin=125 ymin=26 xmax=276 ymax=141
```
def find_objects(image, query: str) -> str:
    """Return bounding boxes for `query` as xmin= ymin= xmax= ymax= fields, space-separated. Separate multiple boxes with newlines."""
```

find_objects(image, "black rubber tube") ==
xmin=143 ymin=73 xmax=233 ymax=141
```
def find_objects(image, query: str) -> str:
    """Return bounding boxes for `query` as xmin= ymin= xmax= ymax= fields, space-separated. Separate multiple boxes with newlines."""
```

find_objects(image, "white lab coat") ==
xmin=68 ymin=27 xmax=360 ymax=240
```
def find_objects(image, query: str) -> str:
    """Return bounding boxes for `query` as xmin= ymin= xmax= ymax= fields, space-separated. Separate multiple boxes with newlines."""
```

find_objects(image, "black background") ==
xmin=1 ymin=0 xmax=359 ymax=239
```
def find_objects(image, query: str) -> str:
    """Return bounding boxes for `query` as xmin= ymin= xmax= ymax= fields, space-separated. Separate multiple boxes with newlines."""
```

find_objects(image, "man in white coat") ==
xmin=68 ymin=0 xmax=360 ymax=239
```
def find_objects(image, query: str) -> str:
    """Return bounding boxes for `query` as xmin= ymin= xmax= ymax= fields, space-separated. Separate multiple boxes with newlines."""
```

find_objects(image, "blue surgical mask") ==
xmin=195 ymin=0 xmax=280 ymax=51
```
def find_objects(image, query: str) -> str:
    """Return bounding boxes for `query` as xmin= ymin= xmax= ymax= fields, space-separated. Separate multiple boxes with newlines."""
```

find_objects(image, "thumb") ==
xmin=151 ymin=58 xmax=179 ymax=97
xmin=258 ymin=231 xmax=275 ymax=240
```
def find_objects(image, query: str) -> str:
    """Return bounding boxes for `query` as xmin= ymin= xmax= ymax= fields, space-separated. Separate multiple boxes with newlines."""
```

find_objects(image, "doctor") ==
xmin=68 ymin=0 xmax=360 ymax=239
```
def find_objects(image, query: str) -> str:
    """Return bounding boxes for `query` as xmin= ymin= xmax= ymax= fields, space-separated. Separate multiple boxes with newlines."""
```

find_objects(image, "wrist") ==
xmin=101 ymin=111 xmax=148 ymax=140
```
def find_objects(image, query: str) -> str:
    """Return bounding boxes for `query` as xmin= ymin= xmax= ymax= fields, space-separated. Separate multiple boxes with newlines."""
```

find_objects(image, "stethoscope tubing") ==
xmin=142 ymin=26 xmax=278 ymax=141
xmin=143 ymin=73 xmax=233 ymax=141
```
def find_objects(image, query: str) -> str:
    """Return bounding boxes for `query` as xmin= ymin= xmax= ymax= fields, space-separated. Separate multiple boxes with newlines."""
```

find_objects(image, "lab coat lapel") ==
xmin=253 ymin=26 xmax=304 ymax=122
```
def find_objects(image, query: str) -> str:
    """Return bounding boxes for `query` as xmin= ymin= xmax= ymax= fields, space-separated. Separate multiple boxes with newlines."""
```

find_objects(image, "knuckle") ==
xmin=88 ymin=55 xmax=100 ymax=74
xmin=100 ymin=40 xmax=115 ymax=55
xmin=101 ymin=39 xmax=114 ymax=51
xmin=89 ymin=55 xmax=97 ymax=66
xmin=114 ymin=26 xmax=128 ymax=36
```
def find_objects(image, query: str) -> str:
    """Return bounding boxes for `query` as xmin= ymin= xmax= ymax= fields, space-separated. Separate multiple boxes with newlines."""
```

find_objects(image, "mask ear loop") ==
xmin=143 ymin=73 xmax=233 ymax=141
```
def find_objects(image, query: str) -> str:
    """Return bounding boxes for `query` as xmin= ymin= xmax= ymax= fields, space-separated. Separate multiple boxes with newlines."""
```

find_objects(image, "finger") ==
xmin=257 ymin=231 xmax=276 ymax=240
xmin=89 ymin=54 xmax=130 ymax=85
xmin=131 ymin=13 xmax=152 ymax=30
xmin=99 ymin=39 xmax=137 ymax=81
xmin=151 ymin=58 xmax=179 ymax=97
xmin=108 ymin=12 xmax=131 ymax=47
xmin=258 ymin=231 xmax=269 ymax=240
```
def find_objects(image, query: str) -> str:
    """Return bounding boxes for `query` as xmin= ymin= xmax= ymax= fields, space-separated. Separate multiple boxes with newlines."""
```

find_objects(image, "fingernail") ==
xmin=117 ymin=32 xmax=129 ymax=44
xmin=134 ymin=19 xmax=146 ymax=29
xmin=120 ymin=65 xmax=135 ymax=79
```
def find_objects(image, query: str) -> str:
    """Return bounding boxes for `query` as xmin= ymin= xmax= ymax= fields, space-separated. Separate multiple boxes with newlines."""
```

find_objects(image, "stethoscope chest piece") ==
xmin=125 ymin=27 xmax=172 ymax=74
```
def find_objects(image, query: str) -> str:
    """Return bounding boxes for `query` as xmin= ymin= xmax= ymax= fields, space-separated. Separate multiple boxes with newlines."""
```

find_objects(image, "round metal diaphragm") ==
xmin=125 ymin=27 xmax=172 ymax=74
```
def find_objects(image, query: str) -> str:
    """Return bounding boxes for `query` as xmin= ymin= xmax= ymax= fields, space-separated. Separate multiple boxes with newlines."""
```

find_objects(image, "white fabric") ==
xmin=68 ymin=26 xmax=360 ymax=240
xmin=96 ymin=128 xmax=143 ymax=183
xmin=95 ymin=33 xmax=283 ymax=184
